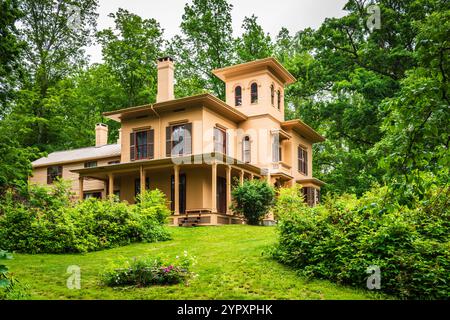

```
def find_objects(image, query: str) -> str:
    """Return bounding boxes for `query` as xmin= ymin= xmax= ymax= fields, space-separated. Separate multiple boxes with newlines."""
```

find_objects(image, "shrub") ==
xmin=0 ymin=250 xmax=29 ymax=300
xmin=231 ymin=179 xmax=275 ymax=225
xmin=0 ymin=181 xmax=171 ymax=254
xmin=271 ymin=185 xmax=450 ymax=300
xmin=101 ymin=251 xmax=197 ymax=287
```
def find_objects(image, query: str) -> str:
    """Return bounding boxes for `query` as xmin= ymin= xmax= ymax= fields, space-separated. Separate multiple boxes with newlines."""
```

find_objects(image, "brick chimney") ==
xmin=156 ymin=57 xmax=175 ymax=103
xmin=95 ymin=123 xmax=108 ymax=147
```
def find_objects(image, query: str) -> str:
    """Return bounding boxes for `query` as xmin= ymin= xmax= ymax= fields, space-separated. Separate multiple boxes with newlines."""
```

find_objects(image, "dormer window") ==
xmin=271 ymin=85 xmax=275 ymax=106
xmin=250 ymin=83 xmax=258 ymax=104
xmin=277 ymin=90 xmax=281 ymax=110
xmin=235 ymin=86 xmax=242 ymax=106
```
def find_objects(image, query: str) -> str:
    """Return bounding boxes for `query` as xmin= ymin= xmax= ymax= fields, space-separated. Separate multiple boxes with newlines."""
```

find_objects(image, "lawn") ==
xmin=5 ymin=225 xmax=385 ymax=300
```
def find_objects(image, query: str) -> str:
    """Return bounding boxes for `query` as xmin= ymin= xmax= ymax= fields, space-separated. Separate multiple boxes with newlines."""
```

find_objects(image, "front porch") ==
xmin=71 ymin=153 xmax=264 ymax=226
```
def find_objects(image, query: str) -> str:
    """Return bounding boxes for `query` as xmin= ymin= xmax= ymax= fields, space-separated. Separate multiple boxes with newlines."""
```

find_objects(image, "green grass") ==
xmin=5 ymin=225 xmax=386 ymax=300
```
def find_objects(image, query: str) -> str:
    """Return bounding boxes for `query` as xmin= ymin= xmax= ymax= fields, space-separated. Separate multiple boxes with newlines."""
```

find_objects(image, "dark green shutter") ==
xmin=148 ymin=129 xmax=154 ymax=159
xmin=184 ymin=123 xmax=192 ymax=155
xmin=130 ymin=132 xmax=135 ymax=161
xmin=166 ymin=126 xmax=171 ymax=157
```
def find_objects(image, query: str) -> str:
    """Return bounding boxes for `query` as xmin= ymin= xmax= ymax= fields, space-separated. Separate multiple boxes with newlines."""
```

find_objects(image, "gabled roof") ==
xmin=32 ymin=144 xmax=121 ymax=168
xmin=212 ymin=57 xmax=297 ymax=85
xmin=281 ymin=119 xmax=326 ymax=143
xmin=103 ymin=93 xmax=248 ymax=123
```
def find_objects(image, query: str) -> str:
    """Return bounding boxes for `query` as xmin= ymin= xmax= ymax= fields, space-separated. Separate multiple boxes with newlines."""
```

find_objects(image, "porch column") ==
xmin=239 ymin=170 xmax=244 ymax=185
xmin=108 ymin=173 xmax=114 ymax=198
xmin=250 ymin=173 xmax=254 ymax=180
xmin=140 ymin=165 xmax=146 ymax=194
xmin=174 ymin=165 xmax=180 ymax=215
xmin=102 ymin=180 xmax=107 ymax=200
xmin=78 ymin=177 xmax=84 ymax=201
xmin=211 ymin=162 xmax=217 ymax=213
xmin=226 ymin=165 xmax=232 ymax=215
xmin=266 ymin=171 xmax=271 ymax=184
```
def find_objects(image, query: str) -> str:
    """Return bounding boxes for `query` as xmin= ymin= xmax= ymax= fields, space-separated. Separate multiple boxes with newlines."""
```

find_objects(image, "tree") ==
xmin=235 ymin=15 xmax=273 ymax=63
xmin=9 ymin=0 xmax=98 ymax=150
xmin=0 ymin=0 xmax=23 ymax=115
xmin=231 ymin=180 xmax=275 ymax=225
xmin=167 ymin=0 xmax=235 ymax=99
xmin=97 ymin=8 xmax=164 ymax=107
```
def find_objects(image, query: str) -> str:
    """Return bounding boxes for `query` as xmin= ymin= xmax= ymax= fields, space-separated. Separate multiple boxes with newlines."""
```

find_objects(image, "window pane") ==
xmin=235 ymin=86 xmax=242 ymax=106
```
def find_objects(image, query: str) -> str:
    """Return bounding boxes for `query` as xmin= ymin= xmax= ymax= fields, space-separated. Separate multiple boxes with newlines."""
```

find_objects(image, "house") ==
xmin=30 ymin=57 xmax=325 ymax=226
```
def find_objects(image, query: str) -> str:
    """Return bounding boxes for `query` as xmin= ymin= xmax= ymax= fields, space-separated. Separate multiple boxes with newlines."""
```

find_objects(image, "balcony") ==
xmin=271 ymin=161 xmax=292 ymax=176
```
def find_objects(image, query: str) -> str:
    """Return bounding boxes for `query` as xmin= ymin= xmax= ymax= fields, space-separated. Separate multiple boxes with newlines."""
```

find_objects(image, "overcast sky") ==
xmin=87 ymin=0 xmax=348 ymax=64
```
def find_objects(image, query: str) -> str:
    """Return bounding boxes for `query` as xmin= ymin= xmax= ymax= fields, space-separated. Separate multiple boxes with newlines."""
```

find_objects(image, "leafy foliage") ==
xmin=101 ymin=252 xmax=197 ymax=287
xmin=231 ymin=180 xmax=275 ymax=225
xmin=0 ymin=182 xmax=171 ymax=253
xmin=271 ymin=185 xmax=450 ymax=299
xmin=0 ymin=250 xmax=29 ymax=300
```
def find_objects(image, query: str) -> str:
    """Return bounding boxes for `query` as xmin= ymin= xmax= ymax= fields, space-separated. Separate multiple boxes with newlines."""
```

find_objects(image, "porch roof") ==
xmin=281 ymin=119 xmax=326 ymax=143
xmin=296 ymin=178 xmax=326 ymax=187
xmin=71 ymin=153 xmax=263 ymax=179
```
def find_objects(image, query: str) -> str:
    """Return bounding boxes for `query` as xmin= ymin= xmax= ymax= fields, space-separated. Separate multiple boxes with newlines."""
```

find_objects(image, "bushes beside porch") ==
xmin=0 ymin=181 xmax=171 ymax=254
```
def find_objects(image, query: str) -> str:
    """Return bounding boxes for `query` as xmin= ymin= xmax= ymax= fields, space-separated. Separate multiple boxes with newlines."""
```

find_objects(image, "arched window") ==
xmin=250 ymin=83 xmax=258 ymax=104
xmin=270 ymin=85 xmax=275 ymax=106
xmin=235 ymin=86 xmax=242 ymax=106
xmin=277 ymin=90 xmax=281 ymax=110
xmin=242 ymin=136 xmax=251 ymax=163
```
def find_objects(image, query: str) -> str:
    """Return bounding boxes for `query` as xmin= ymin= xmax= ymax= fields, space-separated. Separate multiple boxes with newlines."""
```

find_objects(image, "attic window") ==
xmin=271 ymin=85 xmax=275 ymax=106
xmin=277 ymin=90 xmax=281 ymax=110
xmin=84 ymin=161 xmax=97 ymax=168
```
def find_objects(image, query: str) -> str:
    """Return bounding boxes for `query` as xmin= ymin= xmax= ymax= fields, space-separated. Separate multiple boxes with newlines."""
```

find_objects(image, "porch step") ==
xmin=178 ymin=215 xmax=202 ymax=227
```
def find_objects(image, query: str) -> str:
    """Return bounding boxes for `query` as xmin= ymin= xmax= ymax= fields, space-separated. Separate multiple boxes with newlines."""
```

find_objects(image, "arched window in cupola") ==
xmin=271 ymin=84 xmax=275 ymax=106
xmin=235 ymin=86 xmax=242 ymax=106
xmin=250 ymin=82 xmax=258 ymax=104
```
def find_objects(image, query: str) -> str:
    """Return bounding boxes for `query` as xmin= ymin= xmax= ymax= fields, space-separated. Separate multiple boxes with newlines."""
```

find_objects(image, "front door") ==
xmin=217 ymin=176 xmax=227 ymax=214
xmin=171 ymin=174 xmax=186 ymax=214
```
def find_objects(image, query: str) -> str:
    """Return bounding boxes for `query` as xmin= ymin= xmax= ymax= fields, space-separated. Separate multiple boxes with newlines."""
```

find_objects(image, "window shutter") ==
xmin=304 ymin=149 xmax=308 ymax=176
xmin=130 ymin=132 xmax=135 ymax=161
xmin=148 ymin=129 xmax=154 ymax=159
xmin=166 ymin=126 xmax=171 ymax=157
xmin=184 ymin=123 xmax=192 ymax=155
xmin=226 ymin=131 xmax=230 ymax=156
xmin=47 ymin=168 xmax=51 ymax=184
xmin=307 ymin=188 xmax=314 ymax=206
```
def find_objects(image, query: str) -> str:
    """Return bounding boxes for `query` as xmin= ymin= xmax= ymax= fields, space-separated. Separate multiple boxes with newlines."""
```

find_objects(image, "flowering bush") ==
xmin=101 ymin=251 xmax=197 ymax=287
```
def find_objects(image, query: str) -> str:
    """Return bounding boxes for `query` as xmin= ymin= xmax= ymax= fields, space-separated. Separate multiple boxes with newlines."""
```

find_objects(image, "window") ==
xmin=130 ymin=129 xmax=154 ymax=161
xmin=47 ymin=166 xmax=62 ymax=184
xmin=134 ymin=177 xmax=150 ymax=198
xmin=277 ymin=90 xmax=281 ymax=110
xmin=242 ymin=136 xmax=251 ymax=163
xmin=83 ymin=192 xmax=102 ymax=200
xmin=235 ymin=86 xmax=242 ymax=106
xmin=166 ymin=123 xmax=192 ymax=157
xmin=108 ymin=160 xmax=120 ymax=165
xmin=271 ymin=84 xmax=275 ymax=106
xmin=272 ymin=134 xmax=281 ymax=162
xmin=298 ymin=146 xmax=308 ymax=175
xmin=250 ymin=82 xmax=258 ymax=104
xmin=302 ymin=187 xmax=316 ymax=207
xmin=84 ymin=161 xmax=97 ymax=168
xmin=214 ymin=127 xmax=227 ymax=155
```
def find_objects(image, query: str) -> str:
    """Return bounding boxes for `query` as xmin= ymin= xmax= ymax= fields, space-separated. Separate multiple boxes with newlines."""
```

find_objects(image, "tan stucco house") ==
xmin=30 ymin=57 xmax=325 ymax=226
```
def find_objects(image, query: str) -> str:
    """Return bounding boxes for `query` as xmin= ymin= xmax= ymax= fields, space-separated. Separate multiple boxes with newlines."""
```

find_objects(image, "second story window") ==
xmin=271 ymin=85 xmax=275 ymax=106
xmin=242 ymin=136 xmax=251 ymax=163
xmin=166 ymin=123 xmax=192 ymax=157
xmin=298 ymin=146 xmax=308 ymax=175
xmin=214 ymin=127 xmax=227 ymax=155
xmin=250 ymin=82 xmax=258 ymax=104
xmin=235 ymin=86 xmax=242 ymax=106
xmin=130 ymin=129 xmax=154 ymax=161
xmin=47 ymin=166 xmax=62 ymax=184
xmin=84 ymin=161 xmax=97 ymax=168
xmin=277 ymin=90 xmax=281 ymax=110
xmin=272 ymin=134 xmax=281 ymax=162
